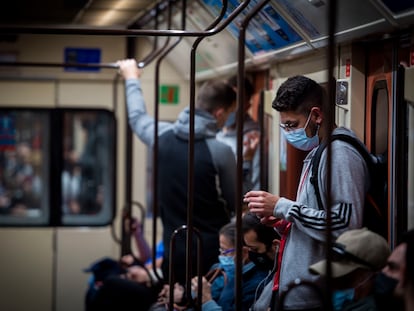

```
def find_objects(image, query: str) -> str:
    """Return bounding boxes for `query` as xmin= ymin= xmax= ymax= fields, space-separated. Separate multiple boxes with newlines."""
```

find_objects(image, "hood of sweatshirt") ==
xmin=173 ymin=106 xmax=219 ymax=140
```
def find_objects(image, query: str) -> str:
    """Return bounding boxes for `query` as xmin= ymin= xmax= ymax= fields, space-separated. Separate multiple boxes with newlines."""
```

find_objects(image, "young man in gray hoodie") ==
xmin=244 ymin=75 xmax=370 ymax=311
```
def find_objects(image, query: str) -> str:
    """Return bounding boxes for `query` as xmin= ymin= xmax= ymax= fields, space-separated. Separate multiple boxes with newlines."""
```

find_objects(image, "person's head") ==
xmin=242 ymin=212 xmax=280 ymax=271
xmin=227 ymin=75 xmax=254 ymax=112
xmin=309 ymin=228 xmax=390 ymax=310
xmin=223 ymin=75 xmax=255 ymax=129
xmin=196 ymin=80 xmax=236 ymax=128
xmin=381 ymin=229 xmax=414 ymax=298
xmin=272 ymin=75 xmax=326 ymax=151
xmin=218 ymin=222 xmax=236 ymax=270
xmin=219 ymin=222 xmax=236 ymax=257
xmin=310 ymin=228 xmax=390 ymax=279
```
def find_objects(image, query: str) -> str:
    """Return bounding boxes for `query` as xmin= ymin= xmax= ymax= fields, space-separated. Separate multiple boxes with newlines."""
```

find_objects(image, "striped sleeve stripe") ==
xmin=289 ymin=203 xmax=352 ymax=230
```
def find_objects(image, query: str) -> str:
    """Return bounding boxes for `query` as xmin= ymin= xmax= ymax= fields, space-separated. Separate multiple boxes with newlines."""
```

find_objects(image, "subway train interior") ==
xmin=1 ymin=0 xmax=414 ymax=310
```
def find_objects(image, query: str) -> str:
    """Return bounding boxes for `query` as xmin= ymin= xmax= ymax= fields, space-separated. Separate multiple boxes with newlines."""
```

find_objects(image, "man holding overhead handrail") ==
xmin=117 ymin=59 xmax=258 ymax=287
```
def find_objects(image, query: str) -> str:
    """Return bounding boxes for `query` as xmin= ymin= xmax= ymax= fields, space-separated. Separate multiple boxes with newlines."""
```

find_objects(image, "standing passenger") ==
xmin=244 ymin=75 xmax=370 ymax=310
xmin=117 ymin=59 xmax=243 ymax=285
xmin=216 ymin=75 xmax=260 ymax=192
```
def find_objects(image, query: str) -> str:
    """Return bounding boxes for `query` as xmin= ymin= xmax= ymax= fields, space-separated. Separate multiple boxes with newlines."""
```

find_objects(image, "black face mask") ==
xmin=374 ymin=272 xmax=398 ymax=296
xmin=248 ymin=250 xmax=275 ymax=271
xmin=374 ymin=272 xmax=404 ymax=311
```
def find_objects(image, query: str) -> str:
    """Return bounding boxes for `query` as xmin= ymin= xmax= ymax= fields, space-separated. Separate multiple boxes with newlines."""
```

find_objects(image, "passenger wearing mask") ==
xmin=241 ymin=212 xmax=281 ymax=311
xmin=309 ymin=228 xmax=390 ymax=311
xmin=154 ymin=221 xmax=268 ymax=311
xmin=244 ymin=75 xmax=370 ymax=310
xmin=376 ymin=229 xmax=414 ymax=311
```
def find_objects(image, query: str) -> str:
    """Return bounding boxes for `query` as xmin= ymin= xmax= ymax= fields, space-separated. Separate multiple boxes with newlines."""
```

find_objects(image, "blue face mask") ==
xmin=282 ymin=112 xmax=319 ymax=151
xmin=332 ymin=288 xmax=355 ymax=311
xmin=218 ymin=255 xmax=235 ymax=271
xmin=224 ymin=111 xmax=236 ymax=127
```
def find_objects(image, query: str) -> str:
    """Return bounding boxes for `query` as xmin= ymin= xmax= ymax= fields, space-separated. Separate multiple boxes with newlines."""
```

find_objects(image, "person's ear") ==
xmin=242 ymin=246 xmax=249 ymax=264
xmin=212 ymin=107 xmax=225 ymax=120
xmin=311 ymin=107 xmax=323 ymax=125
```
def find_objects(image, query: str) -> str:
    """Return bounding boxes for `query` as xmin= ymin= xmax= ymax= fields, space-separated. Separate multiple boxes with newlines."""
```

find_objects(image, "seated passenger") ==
xmin=153 ymin=221 xmax=269 ymax=311
xmin=377 ymin=229 xmax=414 ymax=311
xmin=191 ymin=221 xmax=269 ymax=311
xmin=241 ymin=212 xmax=281 ymax=311
xmin=85 ymin=256 xmax=163 ymax=311
xmin=309 ymin=227 xmax=390 ymax=311
xmin=85 ymin=218 xmax=164 ymax=311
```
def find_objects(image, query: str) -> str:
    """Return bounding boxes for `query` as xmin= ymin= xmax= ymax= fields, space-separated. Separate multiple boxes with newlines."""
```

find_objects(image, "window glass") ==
xmin=61 ymin=110 xmax=115 ymax=226
xmin=0 ymin=108 xmax=115 ymax=226
xmin=0 ymin=110 xmax=49 ymax=225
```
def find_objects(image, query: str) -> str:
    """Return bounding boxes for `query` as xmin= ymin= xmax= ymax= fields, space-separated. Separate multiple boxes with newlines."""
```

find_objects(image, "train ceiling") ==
xmin=0 ymin=0 xmax=413 ymax=79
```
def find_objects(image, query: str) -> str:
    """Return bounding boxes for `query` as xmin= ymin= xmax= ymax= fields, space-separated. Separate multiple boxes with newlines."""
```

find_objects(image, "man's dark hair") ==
xmin=272 ymin=75 xmax=324 ymax=114
xmin=242 ymin=212 xmax=280 ymax=248
xmin=196 ymin=80 xmax=236 ymax=113
xmin=227 ymin=75 xmax=254 ymax=99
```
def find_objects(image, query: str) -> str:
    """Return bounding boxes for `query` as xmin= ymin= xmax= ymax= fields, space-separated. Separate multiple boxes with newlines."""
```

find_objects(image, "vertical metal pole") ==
xmin=325 ymin=0 xmax=338 ymax=309
xmin=121 ymin=37 xmax=136 ymax=256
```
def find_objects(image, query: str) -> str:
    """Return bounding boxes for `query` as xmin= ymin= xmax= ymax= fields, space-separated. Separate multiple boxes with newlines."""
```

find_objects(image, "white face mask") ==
xmin=282 ymin=112 xmax=319 ymax=151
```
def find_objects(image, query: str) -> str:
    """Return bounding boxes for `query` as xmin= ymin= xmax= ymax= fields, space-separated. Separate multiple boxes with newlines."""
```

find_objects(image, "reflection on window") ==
xmin=62 ymin=110 xmax=115 ymax=225
xmin=0 ymin=109 xmax=115 ymax=226
xmin=0 ymin=110 xmax=49 ymax=225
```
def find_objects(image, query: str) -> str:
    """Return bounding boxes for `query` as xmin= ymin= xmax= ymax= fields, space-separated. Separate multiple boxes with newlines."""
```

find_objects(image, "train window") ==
xmin=61 ymin=110 xmax=116 ymax=226
xmin=371 ymin=80 xmax=389 ymax=156
xmin=0 ymin=110 xmax=50 ymax=225
xmin=0 ymin=109 xmax=116 ymax=226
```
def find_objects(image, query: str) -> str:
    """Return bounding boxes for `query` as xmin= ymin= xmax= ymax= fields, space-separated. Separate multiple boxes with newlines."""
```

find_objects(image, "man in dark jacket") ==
xmin=118 ymin=59 xmax=257 ymax=285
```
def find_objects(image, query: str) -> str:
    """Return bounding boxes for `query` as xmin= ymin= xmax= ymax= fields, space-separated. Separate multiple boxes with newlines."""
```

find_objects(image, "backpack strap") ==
xmin=309 ymin=133 xmax=373 ymax=210
xmin=310 ymin=141 xmax=326 ymax=210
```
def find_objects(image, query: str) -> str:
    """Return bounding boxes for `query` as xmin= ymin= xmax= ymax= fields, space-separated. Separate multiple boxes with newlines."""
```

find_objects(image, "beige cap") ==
xmin=309 ymin=227 xmax=390 ymax=278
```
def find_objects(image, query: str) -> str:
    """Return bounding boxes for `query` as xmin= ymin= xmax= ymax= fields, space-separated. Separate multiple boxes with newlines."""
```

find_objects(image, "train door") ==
xmin=365 ymin=37 xmax=413 ymax=244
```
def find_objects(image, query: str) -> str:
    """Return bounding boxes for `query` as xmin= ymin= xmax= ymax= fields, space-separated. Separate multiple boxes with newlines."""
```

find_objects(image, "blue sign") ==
xmin=64 ymin=47 xmax=101 ymax=72
xmin=202 ymin=0 xmax=302 ymax=54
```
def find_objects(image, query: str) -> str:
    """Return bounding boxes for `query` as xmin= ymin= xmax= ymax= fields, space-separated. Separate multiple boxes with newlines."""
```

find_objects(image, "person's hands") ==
xmin=126 ymin=265 xmax=151 ymax=284
xmin=157 ymin=283 xmax=184 ymax=304
xmin=243 ymin=130 xmax=260 ymax=161
xmin=244 ymin=190 xmax=280 ymax=224
xmin=120 ymin=254 xmax=135 ymax=266
xmin=191 ymin=276 xmax=212 ymax=304
xmin=116 ymin=59 xmax=142 ymax=80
